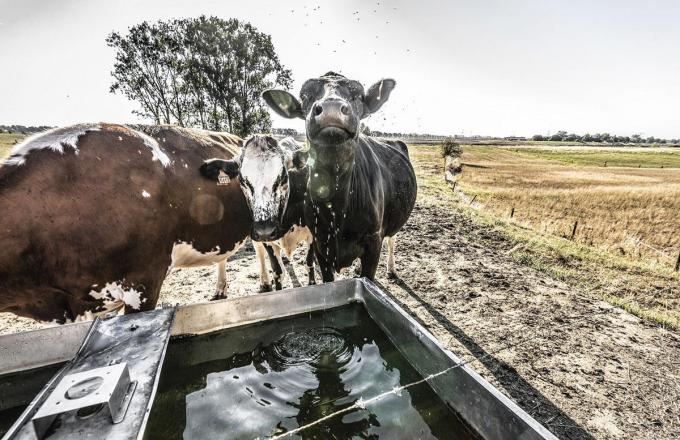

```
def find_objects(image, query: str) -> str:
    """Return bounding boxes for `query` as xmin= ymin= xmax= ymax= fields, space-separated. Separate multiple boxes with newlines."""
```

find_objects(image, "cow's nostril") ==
xmin=340 ymin=104 xmax=350 ymax=115
xmin=314 ymin=104 xmax=323 ymax=116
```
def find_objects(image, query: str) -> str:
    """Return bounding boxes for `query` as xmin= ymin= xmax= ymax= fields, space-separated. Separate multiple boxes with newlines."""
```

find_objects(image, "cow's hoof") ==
xmin=387 ymin=271 xmax=398 ymax=280
xmin=209 ymin=292 xmax=227 ymax=301
xmin=274 ymin=283 xmax=283 ymax=291
xmin=308 ymin=280 xmax=316 ymax=286
xmin=281 ymin=256 xmax=290 ymax=265
xmin=260 ymin=283 xmax=272 ymax=293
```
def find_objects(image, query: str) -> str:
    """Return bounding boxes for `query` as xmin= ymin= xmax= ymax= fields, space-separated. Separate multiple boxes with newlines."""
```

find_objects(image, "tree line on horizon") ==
xmin=532 ymin=131 xmax=679 ymax=144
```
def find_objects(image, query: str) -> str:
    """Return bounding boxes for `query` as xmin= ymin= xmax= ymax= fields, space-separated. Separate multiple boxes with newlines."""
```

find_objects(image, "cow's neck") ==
xmin=307 ymin=138 xmax=358 ymax=218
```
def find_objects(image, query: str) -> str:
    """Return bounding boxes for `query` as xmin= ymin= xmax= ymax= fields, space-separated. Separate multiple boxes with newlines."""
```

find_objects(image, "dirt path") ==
xmin=1 ymin=195 xmax=678 ymax=440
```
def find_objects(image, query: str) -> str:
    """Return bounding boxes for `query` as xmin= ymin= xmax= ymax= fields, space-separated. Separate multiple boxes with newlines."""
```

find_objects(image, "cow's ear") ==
xmin=292 ymin=150 xmax=309 ymax=169
xmin=362 ymin=79 xmax=396 ymax=118
xmin=200 ymin=159 xmax=240 ymax=181
xmin=262 ymin=90 xmax=304 ymax=119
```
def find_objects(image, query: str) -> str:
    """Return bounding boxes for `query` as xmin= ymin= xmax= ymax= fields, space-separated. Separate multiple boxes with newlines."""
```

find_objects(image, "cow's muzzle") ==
xmin=252 ymin=220 xmax=279 ymax=241
xmin=310 ymin=99 xmax=355 ymax=143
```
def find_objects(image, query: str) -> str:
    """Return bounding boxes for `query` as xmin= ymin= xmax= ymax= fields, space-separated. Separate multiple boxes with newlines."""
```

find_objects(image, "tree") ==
xmin=549 ymin=131 xmax=567 ymax=141
xmin=107 ymin=16 xmax=292 ymax=136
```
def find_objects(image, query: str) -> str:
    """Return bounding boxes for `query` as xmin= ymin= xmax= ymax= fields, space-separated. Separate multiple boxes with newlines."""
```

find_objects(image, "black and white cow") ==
xmin=200 ymin=135 xmax=315 ymax=291
xmin=0 ymin=124 xmax=251 ymax=323
xmin=262 ymin=72 xmax=417 ymax=281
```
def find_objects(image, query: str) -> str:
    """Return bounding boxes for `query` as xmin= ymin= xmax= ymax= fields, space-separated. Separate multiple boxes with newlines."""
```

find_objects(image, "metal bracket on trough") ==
xmin=3 ymin=307 xmax=175 ymax=440
xmin=31 ymin=363 xmax=136 ymax=439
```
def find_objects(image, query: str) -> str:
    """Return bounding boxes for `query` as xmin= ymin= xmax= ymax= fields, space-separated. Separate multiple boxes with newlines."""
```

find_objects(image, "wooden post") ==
xmin=570 ymin=220 xmax=578 ymax=240
xmin=604 ymin=161 xmax=607 ymax=167
xmin=470 ymin=195 xmax=477 ymax=205
xmin=675 ymin=251 xmax=680 ymax=272
xmin=510 ymin=207 xmax=515 ymax=218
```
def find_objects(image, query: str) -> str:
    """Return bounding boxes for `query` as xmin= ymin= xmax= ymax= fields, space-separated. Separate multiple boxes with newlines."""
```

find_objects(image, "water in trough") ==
xmin=145 ymin=303 xmax=480 ymax=439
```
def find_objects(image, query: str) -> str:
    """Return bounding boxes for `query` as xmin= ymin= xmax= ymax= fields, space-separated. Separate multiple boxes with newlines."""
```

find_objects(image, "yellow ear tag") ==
xmin=217 ymin=171 xmax=230 ymax=186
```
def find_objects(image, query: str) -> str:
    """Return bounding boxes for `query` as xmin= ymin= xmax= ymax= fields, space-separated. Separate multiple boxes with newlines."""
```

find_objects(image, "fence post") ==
xmin=470 ymin=195 xmax=477 ymax=205
xmin=570 ymin=220 xmax=578 ymax=240
xmin=675 ymin=251 xmax=680 ymax=272
xmin=510 ymin=207 xmax=515 ymax=218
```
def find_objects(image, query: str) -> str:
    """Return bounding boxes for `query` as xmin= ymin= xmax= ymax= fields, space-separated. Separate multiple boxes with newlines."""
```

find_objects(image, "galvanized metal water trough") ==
xmin=0 ymin=278 xmax=557 ymax=440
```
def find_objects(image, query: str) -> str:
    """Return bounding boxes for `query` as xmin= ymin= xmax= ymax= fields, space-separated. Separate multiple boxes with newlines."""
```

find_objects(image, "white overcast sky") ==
xmin=1 ymin=0 xmax=679 ymax=138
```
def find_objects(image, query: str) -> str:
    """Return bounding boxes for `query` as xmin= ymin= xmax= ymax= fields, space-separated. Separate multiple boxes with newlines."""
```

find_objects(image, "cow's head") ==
xmin=263 ymin=72 xmax=395 ymax=148
xmin=200 ymin=135 xmax=308 ymax=241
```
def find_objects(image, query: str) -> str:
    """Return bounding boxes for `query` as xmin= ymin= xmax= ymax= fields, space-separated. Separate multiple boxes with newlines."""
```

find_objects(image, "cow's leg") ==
xmin=386 ymin=235 xmax=397 ymax=278
xmin=360 ymin=234 xmax=382 ymax=280
xmin=212 ymin=259 xmax=228 ymax=299
xmin=265 ymin=243 xmax=284 ymax=290
xmin=306 ymin=241 xmax=316 ymax=285
xmin=253 ymin=241 xmax=272 ymax=292
xmin=273 ymin=243 xmax=286 ymax=283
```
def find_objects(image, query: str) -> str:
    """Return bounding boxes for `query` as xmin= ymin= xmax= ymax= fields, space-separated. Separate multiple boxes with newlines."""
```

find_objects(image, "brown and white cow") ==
xmin=201 ymin=135 xmax=315 ymax=291
xmin=0 ymin=123 xmax=250 ymax=323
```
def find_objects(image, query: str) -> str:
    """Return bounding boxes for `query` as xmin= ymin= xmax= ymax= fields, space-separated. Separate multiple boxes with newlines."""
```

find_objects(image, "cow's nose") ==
xmin=314 ymin=100 xmax=349 ymax=125
xmin=252 ymin=220 xmax=278 ymax=241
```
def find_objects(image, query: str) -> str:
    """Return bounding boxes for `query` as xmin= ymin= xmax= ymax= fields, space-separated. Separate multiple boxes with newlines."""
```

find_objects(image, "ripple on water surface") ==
xmin=145 ymin=304 xmax=479 ymax=440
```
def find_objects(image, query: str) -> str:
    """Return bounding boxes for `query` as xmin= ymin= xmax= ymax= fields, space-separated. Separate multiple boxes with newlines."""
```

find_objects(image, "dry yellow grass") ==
xmin=458 ymin=146 xmax=680 ymax=265
xmin=0 ymin=132 xmax=25 ymax=159
xmin=409 ymin=144 xmax=679 ymax=329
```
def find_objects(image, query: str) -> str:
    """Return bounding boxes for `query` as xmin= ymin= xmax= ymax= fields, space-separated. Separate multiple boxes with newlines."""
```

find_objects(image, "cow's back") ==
xmin=0 ymin=123 xmax=248 ymax=322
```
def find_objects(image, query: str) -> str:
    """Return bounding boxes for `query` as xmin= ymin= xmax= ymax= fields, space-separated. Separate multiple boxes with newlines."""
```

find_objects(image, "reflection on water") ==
xmin=145 ymin=304 xmax=479 ymax=439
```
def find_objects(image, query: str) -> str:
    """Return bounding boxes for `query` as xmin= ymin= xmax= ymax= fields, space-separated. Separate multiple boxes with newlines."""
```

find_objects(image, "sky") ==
xmin=0 ymin=0 xmax=679 ymax=138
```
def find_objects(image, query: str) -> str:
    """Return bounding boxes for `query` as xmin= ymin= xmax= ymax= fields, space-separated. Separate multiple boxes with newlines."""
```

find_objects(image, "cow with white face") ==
xmin=201 ymin=135 xmax=315 ymax=290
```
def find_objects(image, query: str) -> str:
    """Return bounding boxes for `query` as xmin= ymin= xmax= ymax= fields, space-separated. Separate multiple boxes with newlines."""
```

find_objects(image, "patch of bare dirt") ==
xmin=373 ymin=202 xmax=680 ymax=440
xmin=1 ymin=202 xmax=678 ymax=440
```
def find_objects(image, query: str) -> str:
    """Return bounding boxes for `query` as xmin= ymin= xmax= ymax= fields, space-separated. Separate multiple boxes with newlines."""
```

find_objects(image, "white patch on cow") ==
xmin=142 ymin=190 xmax=151 ymax=198
xmin=89 ymin=281 xmax=146 ymax=312
xmin=278 ymin=225 xmax=313 ymax=259
xmin=169 ymin=240 xmax=244 ymax=270
xmin=4 ymin=123 xmax=101 ymax=166
xmin=170 ymin=240 xmax=245 ymax=295
xmin=240 ymin=145 xmax=287 ymax=222
xmin=117 ymin=136 xmax=123 ymax=141
xmin=129 ymin=128 xmax=171 ymax=167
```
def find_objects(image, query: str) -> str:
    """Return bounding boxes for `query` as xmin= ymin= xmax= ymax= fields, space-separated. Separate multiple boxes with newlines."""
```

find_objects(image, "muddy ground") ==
xmin=1 ymin=201 xmax=678 ymax=440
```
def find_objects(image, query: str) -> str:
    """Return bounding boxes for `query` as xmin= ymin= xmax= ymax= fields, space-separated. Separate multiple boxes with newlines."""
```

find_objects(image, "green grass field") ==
xmin=514 ymin=148 xmax=680 ymax=168
xmin=0 ymin=133 xmax=25 ymax=159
